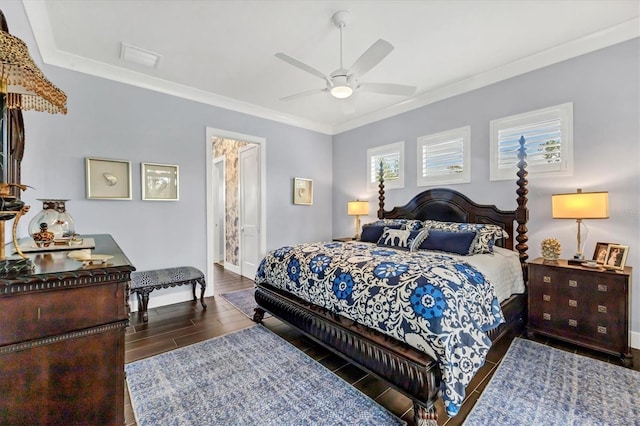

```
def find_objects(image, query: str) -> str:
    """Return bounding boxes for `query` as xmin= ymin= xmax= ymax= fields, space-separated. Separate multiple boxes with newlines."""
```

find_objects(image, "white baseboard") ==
xmin=223 ymin=262 xmax=241 ymax=275
xmin=631 ymin=331 xmax=640 ymax=350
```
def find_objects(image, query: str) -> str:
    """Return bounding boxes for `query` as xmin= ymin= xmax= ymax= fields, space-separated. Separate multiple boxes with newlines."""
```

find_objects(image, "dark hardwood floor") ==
xmin=124 ymin=264 xmax=639 ymax=426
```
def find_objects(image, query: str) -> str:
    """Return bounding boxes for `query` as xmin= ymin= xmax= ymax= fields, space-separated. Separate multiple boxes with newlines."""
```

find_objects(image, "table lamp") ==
xmin=551 ymin=188 xmax=608 ymax=265
xmin=347 ymin=200 xmax=369 ymax=240
xmin=1 ymin=11 xmax=67 ymax=274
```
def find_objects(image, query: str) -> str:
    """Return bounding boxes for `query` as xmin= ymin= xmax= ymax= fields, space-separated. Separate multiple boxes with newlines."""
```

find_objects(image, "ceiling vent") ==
xmin=120 ymin=42 xmax=162 ymax=68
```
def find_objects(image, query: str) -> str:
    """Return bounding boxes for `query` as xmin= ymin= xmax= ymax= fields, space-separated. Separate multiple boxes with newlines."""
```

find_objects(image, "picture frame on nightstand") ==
xmin=603 ymin=244 xmax=629 ymax=270
xmin=593 ymin=242 xmax=616 ymax=264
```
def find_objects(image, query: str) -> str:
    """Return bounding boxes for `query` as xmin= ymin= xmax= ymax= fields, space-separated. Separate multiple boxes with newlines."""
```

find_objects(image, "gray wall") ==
xmin=333 ymin=38 xmax=640 ymax=340
xmin=5 ymin=2 xmax=333 ymax=305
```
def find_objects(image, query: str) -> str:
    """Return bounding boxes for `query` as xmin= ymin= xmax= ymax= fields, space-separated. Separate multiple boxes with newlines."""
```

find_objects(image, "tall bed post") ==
xmin=377 ymin=161 xmax=385 ymax=219
xmin=515 ymin=135 xmax=529 ymax=281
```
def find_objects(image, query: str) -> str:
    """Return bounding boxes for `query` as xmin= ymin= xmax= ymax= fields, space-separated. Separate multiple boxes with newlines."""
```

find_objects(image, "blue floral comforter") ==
xmin=255 ymin=241 xmax=505 ymax=417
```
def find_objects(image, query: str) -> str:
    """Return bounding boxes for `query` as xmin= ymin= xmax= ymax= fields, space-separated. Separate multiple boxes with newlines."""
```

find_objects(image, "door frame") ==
xmin=212 ymin=155 xmax=226 ymax=265
xmin=205 ymin=127 xmax=266 ymax=290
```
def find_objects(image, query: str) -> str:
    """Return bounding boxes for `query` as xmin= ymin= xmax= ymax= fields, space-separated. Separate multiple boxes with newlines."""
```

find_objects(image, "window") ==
xmin=490 ymin=103 xmax=573 ymax=181
xmin=417 ymin=126 xmax=470 ymax=186
xmin=367 ymin=141 xmax=404 ymax=191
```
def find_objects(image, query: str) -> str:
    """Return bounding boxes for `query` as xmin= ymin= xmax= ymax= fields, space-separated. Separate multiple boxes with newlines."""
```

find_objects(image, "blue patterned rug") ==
xmin=220 ymin=288 xmax=270 ymax=319
xmin=126 ymin=325 xmax=404 ymax=425
xmin=464 ymin=338 xmax=640 ymax=425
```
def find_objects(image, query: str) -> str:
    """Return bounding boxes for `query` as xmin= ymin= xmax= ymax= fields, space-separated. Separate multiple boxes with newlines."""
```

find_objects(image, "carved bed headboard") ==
xmin=375 ymin=136 xmax=530 ymax=269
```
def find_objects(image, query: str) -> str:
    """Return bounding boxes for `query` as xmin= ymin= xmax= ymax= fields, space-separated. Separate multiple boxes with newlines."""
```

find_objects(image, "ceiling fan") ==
xmin=276 ymin=10 xmax=416 ymax=101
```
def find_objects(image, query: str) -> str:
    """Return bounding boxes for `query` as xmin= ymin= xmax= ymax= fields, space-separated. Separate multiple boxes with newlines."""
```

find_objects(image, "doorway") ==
xmin=205 ymin=127 xmax=266 ymax=289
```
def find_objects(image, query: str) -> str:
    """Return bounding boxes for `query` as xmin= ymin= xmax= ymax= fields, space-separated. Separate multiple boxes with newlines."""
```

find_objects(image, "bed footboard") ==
xmin=254 ymin=283 xmax=441 ymax=419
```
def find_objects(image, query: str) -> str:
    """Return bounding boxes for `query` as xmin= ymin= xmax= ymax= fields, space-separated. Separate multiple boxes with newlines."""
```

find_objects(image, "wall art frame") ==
xmin=293 ymin=177 xmax=313 ymax=205
xmin=142 ymin=162 xmax=179 ymax=201
xmin=603 ymin=244 xmax=629 ymax=270
xmin=85 ymin=157 xmax=132 ymax=200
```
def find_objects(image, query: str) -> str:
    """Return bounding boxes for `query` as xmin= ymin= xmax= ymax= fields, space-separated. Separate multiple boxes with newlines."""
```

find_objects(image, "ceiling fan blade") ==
xmin=275 ymin=53 xmax=331 ymax=83
xmin=279 ymin=88 xmax=326 ymax=101
xmin=348 ymin=39 xmax=394 ymax=77
xmin=359 ymin=82 xmax=416 ymax=97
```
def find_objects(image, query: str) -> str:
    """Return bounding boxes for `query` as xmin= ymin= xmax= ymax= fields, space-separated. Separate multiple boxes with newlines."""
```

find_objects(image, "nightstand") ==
xmin=333 ymin=237 xmax=356 ymax=242
xmin=527 ymin=258 xmax=633 ymax=367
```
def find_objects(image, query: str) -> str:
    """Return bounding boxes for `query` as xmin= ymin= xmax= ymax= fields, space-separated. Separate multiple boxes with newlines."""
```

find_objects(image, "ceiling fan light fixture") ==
xmin=330 ymin=85 xmax=353 ymax=99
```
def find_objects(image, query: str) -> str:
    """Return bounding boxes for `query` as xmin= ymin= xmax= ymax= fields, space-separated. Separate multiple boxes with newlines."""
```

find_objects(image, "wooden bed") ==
xmin=253 ymin=143 xmax=529 ymax=425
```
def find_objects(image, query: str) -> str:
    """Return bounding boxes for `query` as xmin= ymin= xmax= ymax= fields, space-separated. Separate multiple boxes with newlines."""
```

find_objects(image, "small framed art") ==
xmin=593 ymin=242 xmax=617 ymax=264
xmin=603 ymin=244 xmax=629 ymax=270
xmin=293 ymin=177 xmax=313 ymax=205
xmin=85 ymin=157 xmax=132 ymax=200
xmin=142 ymin=162 xmax=179 ymax=201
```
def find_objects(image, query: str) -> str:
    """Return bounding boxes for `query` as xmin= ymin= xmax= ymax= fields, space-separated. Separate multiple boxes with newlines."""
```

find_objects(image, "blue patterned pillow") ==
xmin=377 ymin=228 xmax=429 ymax=251
xmin=360 ymin=224 xmax=403 ymax=243
xmin=418 ymin=230 xmax=477 ymax=255
xmin=422 ymin=220 xmax=508 ymax=254
xmin=369 ymin=219 xmax=423 ymax=231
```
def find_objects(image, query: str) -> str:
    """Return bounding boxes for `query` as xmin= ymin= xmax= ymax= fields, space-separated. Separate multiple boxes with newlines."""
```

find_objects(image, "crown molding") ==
xmin=23 ymin=1 xmax=638 ymax=136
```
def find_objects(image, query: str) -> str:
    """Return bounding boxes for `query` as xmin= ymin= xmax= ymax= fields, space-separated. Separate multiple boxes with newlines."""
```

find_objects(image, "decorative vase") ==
xmin=28 ymin=199 xmax=75 ymax=241
xmin=541 ymin=238 xmax=561 ymax=261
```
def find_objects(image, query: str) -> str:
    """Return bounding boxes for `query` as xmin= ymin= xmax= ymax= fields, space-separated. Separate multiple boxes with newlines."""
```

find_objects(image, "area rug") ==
xmin=464 ymin=338 xmax=640 ymax=425
xmin=125 ymin=325 xmax=403 ymax=425
xmin=220 ymin=287 xmax=270 ymax=319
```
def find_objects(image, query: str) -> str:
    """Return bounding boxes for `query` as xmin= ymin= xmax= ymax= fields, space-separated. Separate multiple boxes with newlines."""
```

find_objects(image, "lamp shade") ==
xmin=347 ymin=200 xmax=369 ymax=216
xmin=1 ymin=29 xmax=67 ymax=114
xmin=552 ymin=190 xmax=609 ymax=219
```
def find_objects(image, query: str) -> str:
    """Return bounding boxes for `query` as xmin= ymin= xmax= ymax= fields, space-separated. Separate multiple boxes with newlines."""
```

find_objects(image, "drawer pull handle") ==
xmin=543 ymin=313 xmax=551 ymax=321
xmin=543 ymin=276 xmax=551 ymax=283
xmin=543 ymin=294 xmax=551 ymax=302
xmin=597 ymin=326 xmax=607 ymax=334
xmin=569 ymin=299 xmax=577 ymax=307
xmin=598 ymin=284 xmax=608 ymax=292
xmin=568 ymin=280 xmax=578 ymax=288
xmin=598 ymin=305 xmax=607 ymax=313
xmin=568 ymin=319 xmax=577 ymax=327
xmin=37 ymin=307 xmax=41 ymax=320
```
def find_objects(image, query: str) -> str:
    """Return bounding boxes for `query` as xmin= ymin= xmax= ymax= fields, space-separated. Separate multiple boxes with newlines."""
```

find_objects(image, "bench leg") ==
xmin=191 ymin=279 xmax=207 ymax=310
xmin=139 ymin=289 xmax=152 ymax=322
xmin=198 ymin=278 xmax=207 ymax=310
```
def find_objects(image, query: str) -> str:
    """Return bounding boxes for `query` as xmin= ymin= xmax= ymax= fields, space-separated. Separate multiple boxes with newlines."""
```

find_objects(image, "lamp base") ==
xmin=0 ymin=258 xmax=35 ymax=276
xmin=567 ymin=254 xmax=585 ymax=266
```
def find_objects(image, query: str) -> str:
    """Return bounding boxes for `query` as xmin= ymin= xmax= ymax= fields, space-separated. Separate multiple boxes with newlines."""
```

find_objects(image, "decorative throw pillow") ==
xmin=377 ymin=228 xmax=429 ymax=251
xmin=418 ymin=230 xmax=477 ymax=255
xmin=421 ymin=220 xmax=508 ymax=254
xmin=360 ymin=223 xmax=403 ymax=243
xmin=369 ymin=219 xmax=423 ymax=231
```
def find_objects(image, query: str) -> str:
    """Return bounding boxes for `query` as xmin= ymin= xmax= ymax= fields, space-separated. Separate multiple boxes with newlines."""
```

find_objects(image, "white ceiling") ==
xmin=22 ymin=0 xmax=639 ymax=135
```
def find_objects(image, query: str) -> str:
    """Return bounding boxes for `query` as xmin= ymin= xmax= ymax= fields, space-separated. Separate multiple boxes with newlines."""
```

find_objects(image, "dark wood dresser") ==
xmin=0 ymin=234 xmax=134 ymax=425
xmin=527 ymin=257 xmax=632 ymax=367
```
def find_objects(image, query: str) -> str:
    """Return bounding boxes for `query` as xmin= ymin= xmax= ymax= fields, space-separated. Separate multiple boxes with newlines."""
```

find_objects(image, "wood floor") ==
xmin=124 ymin=264 xmax=639 ymax=426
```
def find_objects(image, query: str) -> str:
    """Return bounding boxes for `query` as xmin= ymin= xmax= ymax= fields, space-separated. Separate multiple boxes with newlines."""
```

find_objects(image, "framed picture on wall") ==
xmin=293 ymin=177 xmax=313 ymax=205
xmin=142 ymin=162 xmax=179 ymax=201
xmin=85 ymin=157 xmax=132 ymax=200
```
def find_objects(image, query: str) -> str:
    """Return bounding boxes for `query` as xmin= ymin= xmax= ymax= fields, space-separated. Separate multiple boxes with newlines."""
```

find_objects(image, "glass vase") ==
xmin=28 ymin=199 xmax=76 ymax=241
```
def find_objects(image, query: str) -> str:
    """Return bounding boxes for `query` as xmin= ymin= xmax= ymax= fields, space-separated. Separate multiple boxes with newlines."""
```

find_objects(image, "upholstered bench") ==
xmin=130 ymin=266 xmax=207 ymax=322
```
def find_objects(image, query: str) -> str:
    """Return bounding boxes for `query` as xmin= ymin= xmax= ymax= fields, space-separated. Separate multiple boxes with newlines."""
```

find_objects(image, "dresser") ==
xmin=527 ymin=258 xmax=632 ymax=367
xmin=0 ymin=234 xmax=134 ymax=425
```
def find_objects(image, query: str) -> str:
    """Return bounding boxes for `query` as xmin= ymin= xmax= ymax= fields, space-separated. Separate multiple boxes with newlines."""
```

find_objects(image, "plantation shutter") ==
xmin=421 ymin=138 xmax=464 ymax=177
xmin=497 ymin=119 xmax=563 ymax=172
xmin=370 ymin=152 xmax=400 ymax=183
